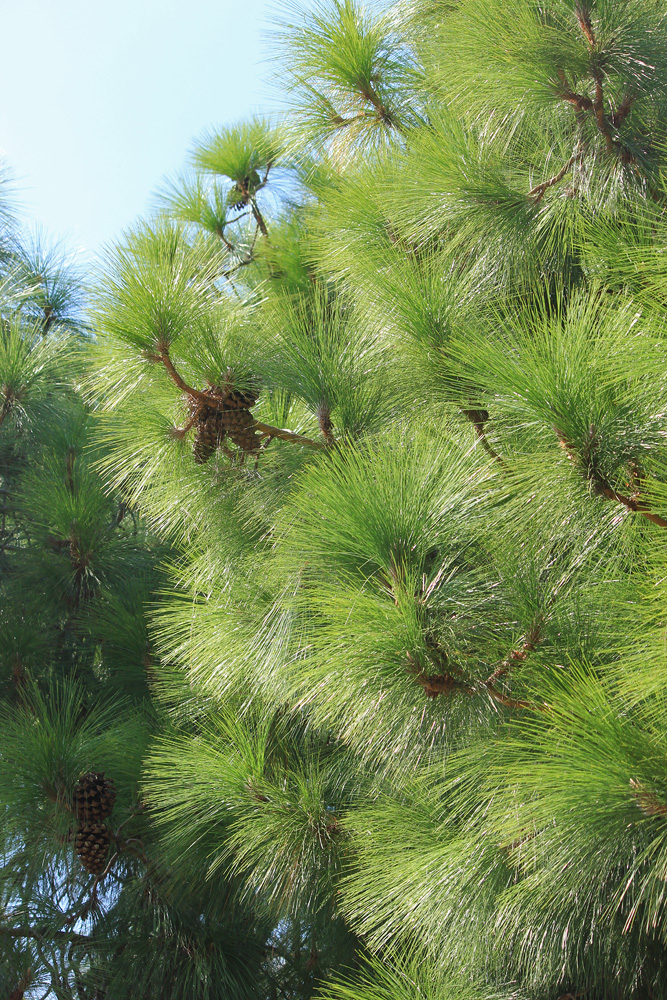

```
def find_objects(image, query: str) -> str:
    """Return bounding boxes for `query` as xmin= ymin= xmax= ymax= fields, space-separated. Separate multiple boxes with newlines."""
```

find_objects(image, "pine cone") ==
xmin=228 ymin=184 xmax=248 ymax=211
xmin=221 ymin=388 xmax=259 ymax=410
xmin=75 ymin=823 xmax=111 ymax=875
xmin=72 ymin=772 xmax=117 ymax=822
xmin=188 ymin=375 xmax=260 ymax=462
xmin=221 ymin=407 xmax=261 ymax=454
xmin=193 ymin=412 xmax=226 ymax=464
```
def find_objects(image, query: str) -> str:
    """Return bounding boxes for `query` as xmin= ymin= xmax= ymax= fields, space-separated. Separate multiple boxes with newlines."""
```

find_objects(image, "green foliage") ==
xmin=7 ymin=1 xmax=667 ymax=998
xmin=276 ymin=0 xmax=422 ymax=156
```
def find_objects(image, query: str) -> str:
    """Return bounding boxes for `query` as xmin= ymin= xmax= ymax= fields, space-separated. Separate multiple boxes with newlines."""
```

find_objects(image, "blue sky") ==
xmin=0 ymin=0 xmax=289 ymax=256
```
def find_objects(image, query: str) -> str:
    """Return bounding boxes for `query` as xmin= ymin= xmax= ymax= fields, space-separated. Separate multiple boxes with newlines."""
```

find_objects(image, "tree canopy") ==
xmin=3 ymin=1 xmax=667 ymax=997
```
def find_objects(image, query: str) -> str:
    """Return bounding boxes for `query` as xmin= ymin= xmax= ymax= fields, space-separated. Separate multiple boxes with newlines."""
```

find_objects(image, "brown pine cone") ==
xmin=75 ymin=823 xmax=111 ymax=875
xmin=222 ymin=408 xmax=261 ymax=454
xmin=72 ymin=772 xmax=117 ymax=823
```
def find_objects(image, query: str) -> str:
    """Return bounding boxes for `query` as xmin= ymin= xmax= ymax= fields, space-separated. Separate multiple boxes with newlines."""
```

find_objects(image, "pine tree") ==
xmin=4 ymin=1 xmax=667 ymax=997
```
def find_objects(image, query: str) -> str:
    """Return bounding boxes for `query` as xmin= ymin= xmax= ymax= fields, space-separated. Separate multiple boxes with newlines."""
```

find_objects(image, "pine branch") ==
xmin=255 ymin=161 xmax=273 ymax=193
xmin=250 ymin=199 xmax=269 ymax=239
xmin=252 ymin=420 xmax=326 ymax=449
xmin=407 ymin=651 xmax=546 ymax=711
xmin=610 ymin=92 xmax=636 ymax=127
xmin=215 ymin=226 xmax=235 ymax=252
xmin=169 ymin=413 xmax=198 ymax=439
xmin=556 ymin=70 xmax=593 ymax=112
xmin=1 ymin=927 xmax=91 ymax=944
xmin=485 ymin=618 xmax=543 ymax=687
xmin=483 ymin=682 xmax=545 ymax=712
xmin=555 ymin=427 xmax=667 ymax=528
xmin=8 ymin=969 xmax=32 ymax=1000
xmin=0 ymin=387 xmax=16 ymax=426
xmin=461 ymin=409 xmax=504 ymax=465
xmin=358 ymin=83 xmax=392 ymax=124
xmin=597 ymin=483 xmax=667 ymax=528
xmin=528 ymin=151 xmax=583 ymax=202
xmin=317 ymin=401 xmax=335 ymax=444
xmin=575 ymin=2 xmax=596 ymax=48
xmin=331 ymin=112 xmax=368 ymax=128
xmin=158 ymin=349 xmax=216 ymax=405
xmin=630 ymin=778 xmax=667 ymax=818
xmin=406 ymin=651 xmax=475 ymax=698
xmin=593 ymin=77 xmax=614 ymax=154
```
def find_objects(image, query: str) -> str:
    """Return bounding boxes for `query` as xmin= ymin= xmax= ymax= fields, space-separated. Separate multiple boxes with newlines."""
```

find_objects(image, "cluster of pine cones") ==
xmin=191 ymin=377 xmax=260 ymax=464
xmin=72 ymin=772 xmax=116 ymax=875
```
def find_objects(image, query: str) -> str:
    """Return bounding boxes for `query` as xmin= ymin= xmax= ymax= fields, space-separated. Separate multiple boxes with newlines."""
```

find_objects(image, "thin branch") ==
xmin=169 ymin=413 xmax=198 ymax=439
xmin=461 ymin=409 xmax=504 ymax=465
xmin=159 ymin=349 xmax=215 ymax=405
xmin=575 ymin=2 xmax=596 ymax=48
xmin=255 ymin=161 xmax=273 ymax=193
xmin=407 ymin=652 xmax=475 ymax=699
xmin=407 ymin=650 xmax=545 ymax=711
xmin=611 ymin=92 xmax=636 ymax=127
xmin=221 ymin=254 xmax=256 ymax=280
xmin=331 ymin=112 xmax=368 ymax=128
xmin=593 ymin=76 xmax=614 ymax=153
xmin=630 ymin=778 xmax=667 ymax=818
xmin=358 ymin=82 xmax=393 ymax=125
xmin=556 ymin=69 xmax=593 ymax=112
xmin=528 ymin=151 xmax=583 ymax=202
xmin=483 ymin=681 xmax=546 ymax=712
xmin=482 ymin=616 xmax=546 ymax=711
xmin=252 ymin=420 xmax=325 ymax=449
xmin=214 ymin=226 xmax=235 ymax=253
xmin=250 ymin=199 xmax=269 ymax=239
xmin=598 ymin=484 xmax=667 ymax=528
xmin=556 ymin=428 xmax=667 ymax=528
xmin=1 ymin=926 xmax=91 ymax=944
xmin=8 ymin=968 xmax=32 ymax=1000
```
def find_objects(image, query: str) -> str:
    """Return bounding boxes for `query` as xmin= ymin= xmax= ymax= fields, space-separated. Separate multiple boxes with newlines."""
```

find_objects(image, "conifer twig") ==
xmin=252 ymin=420 xmax=326 ymax=449
xmin=575 ymin=2 xmax=596 ymax=48
xmin=483 ymin=682 xmax=546 ymax=712
xmin=255 ymin=161 xmax=273 ymax=193
xmin=611 ymin=93 xmax=636 ymax=127
xmin=407 ymin=650 xmax=545 ymax=710
xmin=555 ymin=427 xmax=667 ymax=528
xmin=359 ymin=83 xmax=392 ymax=124
xmin=250 ymin=198 xmax=269 ymax=238
xmin=1 ymin=926 xmax=90 ymax=944
xmin=331 ymin=112 xmax=369 ymax=128
xmin=483 ymin=619 xmax=546 ymax=712
xmin=461 ymin=409 xmax=504 ymax=464
xmin=169 ymin=413 xmax=198 ymax=439
xmin=630 ymin=778 xmax=667 ymax=817
xmin=8 ymin=968 xmax=32 ymax=1000
xmin=593 ymin=76 xmax=614 ymax=153
xmin=406 ymin=651 xmax=475 ymax=699
xmin=597 ymin=484 xmax=667 ymax=529
xmin=556 ymin=69 xmax=593 ymax=112
xmin=528 ymin=151 xmax=583 ymax=202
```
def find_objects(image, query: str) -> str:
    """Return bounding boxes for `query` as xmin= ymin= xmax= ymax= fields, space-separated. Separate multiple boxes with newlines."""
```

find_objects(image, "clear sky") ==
xmin=0 ymin=0 xmax=288 ymax=257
